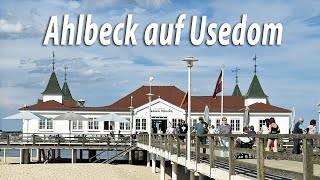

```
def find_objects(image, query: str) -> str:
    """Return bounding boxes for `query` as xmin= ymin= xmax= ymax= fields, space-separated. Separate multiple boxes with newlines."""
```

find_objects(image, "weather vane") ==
xmin=64 ymin=65 xmax=68 ymax=81
xmin=231 ymin=67 xmax=240 ymax=84
xmin=52 ymin=51 xmax=55 ymax=72
xmin=253 ymin=54 xmax=257 ymax=74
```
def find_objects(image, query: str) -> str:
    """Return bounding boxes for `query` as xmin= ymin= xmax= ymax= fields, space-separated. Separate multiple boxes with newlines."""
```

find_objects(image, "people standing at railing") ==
xmin=248 ymin=125 xmax=256 ymax=142
xmin=259 ymin=118 xmax=270 ymax=134
xmin=218 ymin=117 xmax=232 ymax=157
xmin=192 ymin=117 xmax=207 ymax=154
xmin=179 ymin=121 xmax=188 ymax=143
xmin=292 ymin=117 xmax=304 ymax=154
xmin=307 ymin=119 xmax=317 ymax=134
xmin=266 ymin=117 xmax=280 ymax=152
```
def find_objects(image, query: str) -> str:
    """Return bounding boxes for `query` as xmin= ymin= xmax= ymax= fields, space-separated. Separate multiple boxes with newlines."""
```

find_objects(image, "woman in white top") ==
xmin=308 ymin=119 xmax=317 ymax=134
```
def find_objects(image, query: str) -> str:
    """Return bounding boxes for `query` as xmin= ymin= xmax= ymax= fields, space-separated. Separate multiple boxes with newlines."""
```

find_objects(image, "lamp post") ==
xmin=146 ymin=77 xmax=154 ymax=167
xmin=128 ymin=96 xmax=134 ymax=165
xmin=182 ymin=56 xmax=198 ymax=161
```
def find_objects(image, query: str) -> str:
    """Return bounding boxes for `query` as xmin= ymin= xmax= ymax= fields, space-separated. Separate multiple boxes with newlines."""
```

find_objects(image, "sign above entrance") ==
xmin=151 ymin=108 xmax=173 ymax=113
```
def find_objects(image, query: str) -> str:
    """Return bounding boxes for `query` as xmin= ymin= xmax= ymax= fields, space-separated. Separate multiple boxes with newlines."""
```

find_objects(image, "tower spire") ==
xmin=253 ymin=54 xmax=257 ymax=74
xmin=64 ymin=65 xmax=68 ymax=82
xmin=52 ymin=51 xmax=55 ymax=72
xmin=231 ymin=67 xmax=240 ymax=84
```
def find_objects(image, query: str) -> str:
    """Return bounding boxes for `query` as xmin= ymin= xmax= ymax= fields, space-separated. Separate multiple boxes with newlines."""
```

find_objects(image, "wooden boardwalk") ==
xmin=138 ymin=133 xmax=320 ymax=180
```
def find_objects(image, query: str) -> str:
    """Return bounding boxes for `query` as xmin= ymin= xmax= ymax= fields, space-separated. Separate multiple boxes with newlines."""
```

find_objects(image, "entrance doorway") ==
xmin=152 ymin=119 xmax=167 ymax=134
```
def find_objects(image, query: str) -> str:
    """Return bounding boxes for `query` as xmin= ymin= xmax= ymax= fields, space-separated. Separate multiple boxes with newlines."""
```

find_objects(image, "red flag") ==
xmin=180 ymin=90 xmax=188 ymax=107
xmin=212 ymin=70 xmax=222 ymax=98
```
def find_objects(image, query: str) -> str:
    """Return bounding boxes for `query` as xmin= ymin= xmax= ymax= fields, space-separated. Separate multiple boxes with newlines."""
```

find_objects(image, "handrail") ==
xmin=137 ymin=133 xmax=320 ymax=180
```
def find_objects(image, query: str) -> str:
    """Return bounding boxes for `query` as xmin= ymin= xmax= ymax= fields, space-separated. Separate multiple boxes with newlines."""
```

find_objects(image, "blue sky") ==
xmin=0 ymin=0 xmax=319 ymax=131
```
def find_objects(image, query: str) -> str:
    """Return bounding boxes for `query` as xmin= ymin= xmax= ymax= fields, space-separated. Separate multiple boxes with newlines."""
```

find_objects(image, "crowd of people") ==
xmin=162 ymin=115 xmax=317 ymax=156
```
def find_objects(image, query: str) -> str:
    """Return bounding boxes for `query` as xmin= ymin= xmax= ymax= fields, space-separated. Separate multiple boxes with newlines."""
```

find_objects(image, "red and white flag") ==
xmin=212 ymin=70 xmax=222 ymax=99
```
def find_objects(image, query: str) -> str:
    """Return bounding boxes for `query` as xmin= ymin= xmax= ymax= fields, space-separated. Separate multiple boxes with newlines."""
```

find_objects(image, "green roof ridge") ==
xmin=62 ymin=81 xmax=74 ymax=100
xmin=42 ymin=72 xmax=63 ymax=95
xmin=245 ymin=74 xmax=267 ymax=98
xmin=232 ymin=84 xmax=242 ymax=96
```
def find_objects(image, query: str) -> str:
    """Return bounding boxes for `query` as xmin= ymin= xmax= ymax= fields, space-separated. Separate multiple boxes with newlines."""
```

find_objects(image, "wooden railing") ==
xmin=137 ymin=133 xmax=320 ymax=180
xmin=0 ymin=133 xmax=136 ymax=146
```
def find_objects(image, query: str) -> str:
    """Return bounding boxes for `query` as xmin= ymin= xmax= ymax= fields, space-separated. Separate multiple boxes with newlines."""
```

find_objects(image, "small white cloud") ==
xmin=0 ymin=19 xmax=24 ymax=33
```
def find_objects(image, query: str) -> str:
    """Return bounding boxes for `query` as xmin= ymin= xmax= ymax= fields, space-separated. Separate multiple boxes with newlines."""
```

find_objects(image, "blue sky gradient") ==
xmin=0 ymin=0 xmax=319 ymax=131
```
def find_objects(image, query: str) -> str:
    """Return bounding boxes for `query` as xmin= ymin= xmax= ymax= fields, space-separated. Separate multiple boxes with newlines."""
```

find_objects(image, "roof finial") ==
xmin=253 ymin=54 xmax=257 ymax=74
xmin=52 ymin=51 xmax=55 ymax=72
xmin=231 ymin=67 xmax=240 ymax=84
xmin=64 ymin=65 xmax=68 ymax=82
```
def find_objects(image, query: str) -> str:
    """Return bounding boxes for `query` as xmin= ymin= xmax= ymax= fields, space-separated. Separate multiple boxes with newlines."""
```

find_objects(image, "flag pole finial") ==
xmin=231 ymin=67 xmax=240 ymax=84
xmin=64 ymin=65 xmax=68 ymax=82
xmin=52 ymin=51 xmax=55 ymax=72
xmin=253 ymin=54 xmax=257 ymax=74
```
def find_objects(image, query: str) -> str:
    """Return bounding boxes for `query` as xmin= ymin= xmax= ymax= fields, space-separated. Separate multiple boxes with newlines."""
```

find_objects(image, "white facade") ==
xmin=43 ymin=95 xmax=63 ymax=103
xmin=22 ymin=98 xmax=291 ymax=136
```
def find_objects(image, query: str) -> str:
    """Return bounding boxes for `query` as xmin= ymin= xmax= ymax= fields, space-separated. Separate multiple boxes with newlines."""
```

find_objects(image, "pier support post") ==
xmin=172 ymin=162 xmax=178 ymax=180
xmin=151 ymin=153 xmax=156 ymax=173
xmin=72 ymin=149 xmax=77 ymax=163
xmin=3 ymin=148 xmax=6 ymax=163
xmin=37 ymin=149 xmax=41 ymax=162
xmin=160 ymin=157 xmax=165 ymax=180
xmin=52 ymin=149 xmax=56 ymax=159
xmin=57 ymin=149 xmax=61 ymax=158
xmin=79 ymin=149 xmax=83 ymax=162
xmin=147 ymin=152 xmax=150 ymax=167
xmin=20 ymin=149 xmax=30 ymax=164
xmin=190 ymin=170 xmax=195 ymax=180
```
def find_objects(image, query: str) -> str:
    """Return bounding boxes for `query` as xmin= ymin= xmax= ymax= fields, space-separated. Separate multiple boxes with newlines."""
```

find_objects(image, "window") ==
xmin=120 ymin=119 xmax=130 ymax=130
xmin=235 ymin=119 xmax=240 ymax=131
xmin=136 ymin=119 xmax=141 ymax=130
xmin=88 ymin=118 xmax=99 ymax=130
xmin=104 ymin=121 xmax=114 ymax=130
xmin=230 ymin=119 xmax=240 ymax=131
xmin=39 ymin=119 xmax=53 ymax=130
xmin=259 ymin=119 xmax=266 ymax=128
xmin=172 ymin=118 xmax=183 ymax=128
xmin=216 ymin=119 xmax=221 ymax=127
xmin=72 ymin=120 xmax=83 ymax=131
xmin=231 ymin=119 xmax=235 ymax=131
xmin=192 ymin=119 xmax=197 ymax=127
xmin=142 ymin=119 xmax=146 ymax=130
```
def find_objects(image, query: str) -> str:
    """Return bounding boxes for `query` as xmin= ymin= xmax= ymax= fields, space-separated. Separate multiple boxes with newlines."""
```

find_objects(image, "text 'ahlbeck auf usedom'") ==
xmin=43 ymin=14 xmax=283 ymax=46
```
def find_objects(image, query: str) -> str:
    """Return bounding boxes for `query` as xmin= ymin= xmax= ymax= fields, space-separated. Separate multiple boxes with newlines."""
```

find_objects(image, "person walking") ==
xmin=292 ymin=117 xmax=304 ymax=154
xmin=218 ymin=117 xmax=232 ymax=157
xmin=192 ymin=117 xmax=207 ymax=154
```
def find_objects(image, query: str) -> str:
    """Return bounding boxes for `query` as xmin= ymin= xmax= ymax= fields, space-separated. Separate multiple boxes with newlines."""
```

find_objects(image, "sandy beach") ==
xmin=0 ymin=157 xmax=191 ymax=180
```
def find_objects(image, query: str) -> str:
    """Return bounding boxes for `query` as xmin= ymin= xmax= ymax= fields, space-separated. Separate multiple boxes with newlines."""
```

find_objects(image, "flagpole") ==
xmin=221 ymin=65 xmax=224 ymax=120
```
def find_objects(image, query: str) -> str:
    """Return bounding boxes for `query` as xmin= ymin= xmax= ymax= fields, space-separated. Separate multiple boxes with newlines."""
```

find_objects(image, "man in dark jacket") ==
xmin=292 ymin=117 xmax=304 ymax=154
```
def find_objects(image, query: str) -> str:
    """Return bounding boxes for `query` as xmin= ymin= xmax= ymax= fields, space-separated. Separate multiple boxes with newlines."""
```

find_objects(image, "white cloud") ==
xmin=0 ymin=19 xmax=24 ymax=33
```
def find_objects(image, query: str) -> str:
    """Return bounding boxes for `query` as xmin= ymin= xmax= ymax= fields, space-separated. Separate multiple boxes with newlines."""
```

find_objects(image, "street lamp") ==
xmin=128 ymin=96 xmax=134 ymax=165
xmin=146 ymin=77 xmax=154 ymax=167
xmin=182 ymin=56 xmax=198 ymax=161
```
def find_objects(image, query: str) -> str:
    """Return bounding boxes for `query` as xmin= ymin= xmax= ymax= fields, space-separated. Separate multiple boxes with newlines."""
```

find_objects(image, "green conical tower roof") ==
xmin=62 ymin=81 xmax=74 ymax=100
xmin=245 ymin=75 xmax=267 ymax=98
xmin=232 ymin=84 xmax=242 ymax=96
xmin=42 ymin=72 xmax=63 ymax=95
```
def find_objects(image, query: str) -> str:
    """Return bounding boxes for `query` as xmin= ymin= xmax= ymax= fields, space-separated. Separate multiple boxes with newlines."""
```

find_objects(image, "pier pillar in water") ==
xmin=72 ymin=149 xmax=77 ymax=163
xmin=147 ymin=152 xmax=150 ymax=167
xmin=172 ymin=162 xmax=178 ymax=180
xmin=151 ymin=153 xmax=156 ymax=173
xmin=160 ymin=157 xmax=165 ymax=180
